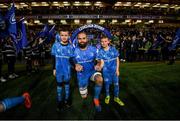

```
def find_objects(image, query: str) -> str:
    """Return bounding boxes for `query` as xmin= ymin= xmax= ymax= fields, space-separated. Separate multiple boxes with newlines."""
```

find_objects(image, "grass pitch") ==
xmin=0 ymin=61 xmax=180 ymax=119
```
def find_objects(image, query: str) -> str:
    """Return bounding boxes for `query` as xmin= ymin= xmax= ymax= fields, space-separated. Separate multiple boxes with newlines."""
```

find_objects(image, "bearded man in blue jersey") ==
xmin=51 ymin=30 xmax=74 ymax=111
xmin=74 ymin=32 xmax=104 ymax=112
xmin=97 ymin=36 xmax=124 ymax=106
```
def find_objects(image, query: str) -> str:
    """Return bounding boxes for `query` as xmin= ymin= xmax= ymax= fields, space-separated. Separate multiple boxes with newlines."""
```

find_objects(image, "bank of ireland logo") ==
xmin=10 ymin=13 xmax=16 ymax=24
xmin=17 ymin=29 xmax=22 ymax=42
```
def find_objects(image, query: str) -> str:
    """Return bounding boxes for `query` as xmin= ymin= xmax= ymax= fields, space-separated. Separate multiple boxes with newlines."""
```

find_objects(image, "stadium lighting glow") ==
xmin=136 ymin=20 xmax=142 ymax=23
xmin=84 ymin=1 xmax=91 ymax=6
xmin=153 ymin=3 xmax=160 ymax=7
xmin=117 ymin=2 xmax=122 ymax=4
xmin=61 ymin=20 xmax=67 ymax=24
xmin=149 ymin=20 xmax=154 ymax=23
xmin=121 ymin=22 xmax=127 ymax=24
xmin=31 ymin=2 xmax=39 ymax=6
xmin=96 ymin=1 xmax=101 ymax=4
xmin=52 ymin=2 xmax=60 ymax=6
xmin=134 ymin=4 xmax=140 ymax=7
xmin=74 ymin=2 xmax=81 ymax=6
xmin=100 ymin=19 xmax=105 ymax=23
xmin=115 ymin=2 xmax=122 ymax=6
xmin=21 ymin=4 xmax=28 ymax=7
xmin=112 ymin=19 xmax=117 ymax=23
xmin=176 ymin=6 xmax=180 ymax=9
xmin=37 ymin=22 xmax=43 ymax=25
xmin=48 ymin=20 xmax=54 ymax=24
xmin=31 ymin=2 xmax=37 ymax=5
xmin=34 ymin=20 xmax=40 ymax=24
xmin=95 ymin=1 xmax=102 ymax=6
xmin=87 ymin=20 xmax=92 ymax=24
xmin=53 ymin=2 xmax=58 ymax=4
xmin=41 ymin=2 xmax=49 ymax=6
xmin=84 ymin=4 xmax=91 ymax=6
xmin=15 ymin=4 xmax=21 ymax=9
xmin=125 ymin=19 xmax=131 ymax=23
xmin=63 ymin=1 xmax=69 ymax=4
xmin=142 ymin=3 xmax=150 ymax=7
xmin=0 ymin=5 xmax=8 ymax=8
xmin=74 ymin=19 xmax=80 ymax=24
xmin=99 ymin=20 xmax=105 ymax=24
xmin=158 ymin=20 xmax=164 ymax=23
xmin=160 ymin=4 xmax=169 ymax=8
xmin=85 ymin=1 xmax=90 ymax=4
xmin=23 ymin=20 xmax=28 ymax=24
xmin=114 ymin=1 xmax=122 ymax=6
xmin=134 ymin=2 xmax=142 ymax=6
xmin=170 ymin=5 xmax=179 ymax=9
xmin=144 ymin=22 xmax=150 ymax=24
xmin=123 ymin=2 xmax=131 ymax=6
xmin=75 ymin=1 xmax=80 ymax=4
xmin=0 ymin=4 xmax=8 ymax=8
xmin=64 ymin=3 xmax=70 ymax=6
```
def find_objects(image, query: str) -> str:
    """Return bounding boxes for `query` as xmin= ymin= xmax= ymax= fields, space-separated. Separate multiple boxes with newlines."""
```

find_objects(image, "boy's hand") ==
xmin=116 ymin=70 xmax=120 ymax=76
xmin=75 ymin=64 xmax=83 ymax=72
xmin=53 ymin=69 xmax=56 ymax=76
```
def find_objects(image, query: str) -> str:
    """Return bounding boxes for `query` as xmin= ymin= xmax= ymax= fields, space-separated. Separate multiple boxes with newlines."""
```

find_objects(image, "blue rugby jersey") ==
xmin=51 ymin=42 xmax=74 ymax=76
xmin=97 ymin=46 xmax=119 ymax=74
xmin=74 ymin=45 xmax=98 ymax=87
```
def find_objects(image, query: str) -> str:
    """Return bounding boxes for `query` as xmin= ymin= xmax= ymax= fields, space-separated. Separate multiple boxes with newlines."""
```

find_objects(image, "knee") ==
xmin=95 ymin=75 xmax=103 ymax=86
xmin=79 ymin=87 xmax=88 ymax=99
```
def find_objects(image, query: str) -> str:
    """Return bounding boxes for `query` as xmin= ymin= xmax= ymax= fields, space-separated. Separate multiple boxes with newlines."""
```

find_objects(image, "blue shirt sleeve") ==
xmin=112 ymin=46 xmax=119 ymax=57
xmin=70 ymin=45 xmax=75 ymax=58
xmin=96 ymin=49 xmax=103 ymax=60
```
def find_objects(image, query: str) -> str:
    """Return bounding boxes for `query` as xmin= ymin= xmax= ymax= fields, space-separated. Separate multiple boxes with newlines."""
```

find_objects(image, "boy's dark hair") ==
xmin=59 ymin=28 xmax=69 ymax=33
xmin=101 ymin=35 xmax=109 ymax=40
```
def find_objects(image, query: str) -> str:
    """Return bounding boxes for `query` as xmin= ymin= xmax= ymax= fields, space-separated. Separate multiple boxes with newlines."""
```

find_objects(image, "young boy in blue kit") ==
xmin=97 ymin=36 xmax=124 ymax=106
xmin=51 ymin=30 xmax=74 ymax=111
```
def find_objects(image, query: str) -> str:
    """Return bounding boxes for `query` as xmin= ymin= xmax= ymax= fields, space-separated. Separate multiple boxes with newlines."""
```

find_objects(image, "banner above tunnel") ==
xmin=71 ymin=24 xmax=112 ymax=42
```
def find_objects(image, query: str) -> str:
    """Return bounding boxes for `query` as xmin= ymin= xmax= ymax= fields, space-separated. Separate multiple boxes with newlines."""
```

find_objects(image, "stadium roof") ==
xmin=0 ymin=0 xmax=179 ymax=27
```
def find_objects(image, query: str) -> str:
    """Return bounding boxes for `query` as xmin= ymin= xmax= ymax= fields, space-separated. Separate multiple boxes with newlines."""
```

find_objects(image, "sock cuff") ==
xmin=93 ymin=99 xmax=100 ymax=106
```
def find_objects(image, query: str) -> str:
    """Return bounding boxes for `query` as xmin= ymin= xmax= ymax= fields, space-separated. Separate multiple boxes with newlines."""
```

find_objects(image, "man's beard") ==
xmin=78 ymin=42 xmax=88 ymax=49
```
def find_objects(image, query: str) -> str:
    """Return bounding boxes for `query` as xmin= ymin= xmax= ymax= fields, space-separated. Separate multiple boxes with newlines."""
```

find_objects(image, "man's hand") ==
xmin=53 ymin=69 xmax=56 ymax=76
xmin=75 ymin=64 xmax=83 ymax=72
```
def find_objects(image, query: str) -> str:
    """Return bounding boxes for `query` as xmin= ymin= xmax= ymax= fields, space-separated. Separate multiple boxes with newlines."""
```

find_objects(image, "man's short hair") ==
xmin=78 ymin=31 xmax=87 ymax=36
xmin=77 ymin=31 xmax=87 ymax=38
